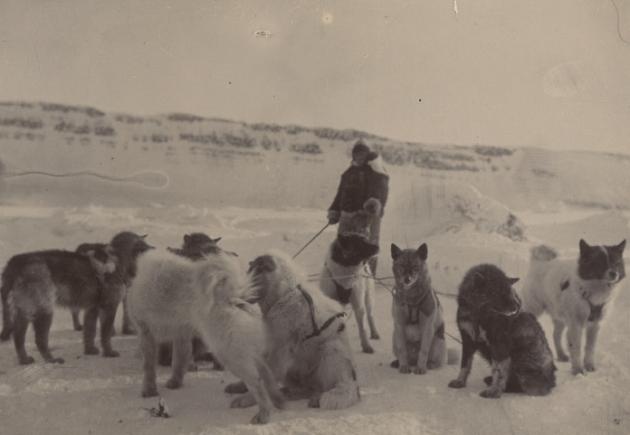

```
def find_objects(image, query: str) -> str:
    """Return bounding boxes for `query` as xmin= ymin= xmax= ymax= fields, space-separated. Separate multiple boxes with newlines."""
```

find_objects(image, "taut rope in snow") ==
xmin=292 ymin=223 xmax=330 ymax=259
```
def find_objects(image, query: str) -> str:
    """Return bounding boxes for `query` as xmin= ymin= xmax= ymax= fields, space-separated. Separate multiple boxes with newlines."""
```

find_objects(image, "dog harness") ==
xmin=324 ymin=263 xmax=353 ymax=305
xmin=394 ymin=285 xmax=439 ymax=325
xmin=296 ymin=284 xmax=347 ymax=342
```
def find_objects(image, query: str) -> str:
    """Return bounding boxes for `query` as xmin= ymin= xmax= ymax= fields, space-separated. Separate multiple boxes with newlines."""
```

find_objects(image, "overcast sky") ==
xmin=1 ymin=0 xmax=629 ymax=153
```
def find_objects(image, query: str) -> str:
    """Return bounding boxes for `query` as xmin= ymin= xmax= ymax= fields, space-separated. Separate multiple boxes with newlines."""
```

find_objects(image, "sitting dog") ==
xmin=226 ymin=251 xmax=360 ymax=410
xmin=159 ymin=232 xmax=227 ymax=370
xmin=128 ymin=249 xmax=283 ymax=424
xmin=0 ymin=245 xmax=120 ymax=364
xmin=390 ymin=243 xmax=447 ymax=374
xmin=519 ymin=239 xmax=626 ymax=375
xmin=448 ymin=264 xmax=556 ymax=398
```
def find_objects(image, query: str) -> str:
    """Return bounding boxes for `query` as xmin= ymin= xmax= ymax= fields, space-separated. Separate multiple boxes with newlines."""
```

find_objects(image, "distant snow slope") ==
xmin=1 ymin=101 xmax=630 ymax=211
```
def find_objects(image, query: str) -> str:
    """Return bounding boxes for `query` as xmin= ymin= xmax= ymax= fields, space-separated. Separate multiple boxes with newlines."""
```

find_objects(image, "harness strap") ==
xmin=297 ymin=284 xmax=347 ymax=342
xmin=325 ymin=262 xmax=353 ymax=305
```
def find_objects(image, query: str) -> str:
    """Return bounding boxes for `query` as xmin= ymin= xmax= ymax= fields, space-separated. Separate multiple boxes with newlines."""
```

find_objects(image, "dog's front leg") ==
xmin=584 ymin=322 xmax=600 ymax=372
xmin=566 ymin=321 xmax=585 ymax=375
xmin=99 ymin=305 xmax=120 ymax=357
xmin=351 ymin=291 xmax=373 ymax=353
xmin=480 ymin=358 xmax=511 ymax=399
xmin=393 ymin=320 xmax=411 ymax=374
xmin=83 ymin=306 xmax=100 ymax=355
xmin=448 ymin=326 xmax=476 ymax=388
xmin=414 ymin=317 xmax=434 ymax=375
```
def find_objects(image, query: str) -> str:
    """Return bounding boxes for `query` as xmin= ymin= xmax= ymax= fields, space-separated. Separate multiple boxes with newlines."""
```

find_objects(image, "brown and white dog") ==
xmin=519 ymin=239 xmax=626 ymax=375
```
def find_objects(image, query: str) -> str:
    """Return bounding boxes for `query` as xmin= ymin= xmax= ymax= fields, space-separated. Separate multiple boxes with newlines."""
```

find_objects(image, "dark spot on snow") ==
xmin=560 ymin=280 xmax=570 ymax=291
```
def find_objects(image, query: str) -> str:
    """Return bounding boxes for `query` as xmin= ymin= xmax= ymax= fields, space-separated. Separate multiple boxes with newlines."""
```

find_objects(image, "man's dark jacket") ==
xmin=329 ymin=159 xmax=389 ymax=215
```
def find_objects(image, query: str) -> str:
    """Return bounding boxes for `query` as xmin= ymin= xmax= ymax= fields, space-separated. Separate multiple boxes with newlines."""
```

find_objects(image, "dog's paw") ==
xmin=19 ymin=355 xmax=35 ymax=365
xmin=557 ymin=353 xmax=569 ymax=362
xmin=427 ymin=361 xmax=441 ymax=370
xmin=413 ymin=366 xmax=427 ymax=375
xmin=571 ymin=366 xmax=585 ymax=376
xmin=448 ymin=379 xmax=466 ymax=389
xmin=84 ymin=346 xmax=100 ymax=356
xmin=230 ymin=393 xmax=256 ymax=409
xmin=370 ymin=331 xmax=380 ymax=340
xmin=225 ymin=381 xmax=248 ymax=394
xmin=102 ymin=349 xmax=120 ymax=358
xmin=141 ymin=385 xmax=158 ymax=398
xmin=584 ymin=362 xmax=596 ymax=372
xmin=480 ymin=388 xmax=501 ymax=399
xmin=362 ymin=344 xmax=375 ymax=354
xmin=390 ymin=360 xmax=400 ymax=369
xmin=399 ymin=365 xmax=411 ymax=374
xmin=250 ymin=409 xmax=270 ymax=425
xmin=165 ymin=378 xmax=183 ymax=389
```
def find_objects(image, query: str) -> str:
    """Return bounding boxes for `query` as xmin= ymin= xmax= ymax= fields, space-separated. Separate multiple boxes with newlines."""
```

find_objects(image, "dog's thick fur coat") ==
xmin=448 ymin=264 xmax=556 ymax=398
xmin=390 ymin=243 xmax=446 ymax=374
xmin=320 ymin=234 xmax=380 ymax=353
xmin=0 ymin=246 xmax=120 ymax=364
xmin=228 ymin=251 xmax=360 ymax=410
xmin=519 ymin=239 xmax=626 ymax=375
xmin=127 ymin=250 xmax=282 ymax=424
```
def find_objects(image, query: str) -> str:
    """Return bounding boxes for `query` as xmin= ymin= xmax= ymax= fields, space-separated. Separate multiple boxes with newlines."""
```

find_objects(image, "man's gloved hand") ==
xmin=327 ymin=209 xmax=340 ymax=225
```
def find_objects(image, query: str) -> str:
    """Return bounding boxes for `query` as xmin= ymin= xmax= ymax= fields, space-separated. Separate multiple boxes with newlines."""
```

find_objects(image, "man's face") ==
xmin=352 ymin=150 xmax=368 ymax=165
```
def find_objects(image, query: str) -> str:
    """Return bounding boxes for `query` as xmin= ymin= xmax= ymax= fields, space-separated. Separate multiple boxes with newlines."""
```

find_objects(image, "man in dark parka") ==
xmin=327 ymin=140 xmax=389 ymax=275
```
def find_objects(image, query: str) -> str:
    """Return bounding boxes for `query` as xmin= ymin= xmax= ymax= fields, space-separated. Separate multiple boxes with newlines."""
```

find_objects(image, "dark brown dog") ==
xmin=448 ymin=264 xmax=556 ymax=398
xmin=1 ymin=246 xmax=119 ymax=364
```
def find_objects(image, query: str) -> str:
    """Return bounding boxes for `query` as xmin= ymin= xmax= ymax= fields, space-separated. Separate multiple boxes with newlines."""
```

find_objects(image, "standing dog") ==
xmin=72 ymin=232 xmax=153 ymax=333
xmin=128 ymin=250 xmax=283 ymax=424
xmin=320 ymin=234 xmax=380 ymax=353
xmin=159 ymin=232 xmax=226 ymax=369
xmin=519 ymin=239 xmax=626 ymax=375
xmin=227 ymin=251 xmax=359 ymax=410
xmin=390 ymin=243 xmax=446 ymax=374
xmin=448 ymin=264 xmax=556 ymax=398
xmin=0 ymin=245 xmax=120 ymax=364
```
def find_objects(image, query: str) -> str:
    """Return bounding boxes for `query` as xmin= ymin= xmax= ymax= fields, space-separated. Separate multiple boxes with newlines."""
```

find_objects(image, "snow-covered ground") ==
xmin=0 ymin=201 xmax=629 ymax=435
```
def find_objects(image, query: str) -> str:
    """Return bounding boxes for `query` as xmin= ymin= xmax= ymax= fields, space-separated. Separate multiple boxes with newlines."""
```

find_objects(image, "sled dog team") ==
xmin=0 ymin=227 xmax=626 ymax=424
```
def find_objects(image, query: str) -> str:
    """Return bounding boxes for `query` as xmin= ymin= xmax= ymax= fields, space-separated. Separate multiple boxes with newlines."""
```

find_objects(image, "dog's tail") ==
xmin=0 ymin=265 xmax=15 ymax=341
xmin=319 ymin=380 xmax=361 ymax=410
xmin=446 ymin=347 xmax=459 ymax=365
xmin=531 ymin=245 xmax=558 ymax=262
xmin=255 ymin=358 xmax=285 ymax=410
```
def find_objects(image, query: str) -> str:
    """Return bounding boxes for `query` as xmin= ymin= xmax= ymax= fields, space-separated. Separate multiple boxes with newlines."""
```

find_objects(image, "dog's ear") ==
xmin=417 ymin=243 xmax=428 ymax=261
xmin=212 ymin=237 xmax=222 ymax=244
xmin=391 ymin=243 xmax=402 ymax=260
xmin=579 ymin=239 xmax=591 ymax=256
xmin=614 ymin=239 xmax=626 ymax=253
xmin=507 ymin=277 xmax=520 ymax=286
xmin=140 ymin=234 xmax=148 ymax=239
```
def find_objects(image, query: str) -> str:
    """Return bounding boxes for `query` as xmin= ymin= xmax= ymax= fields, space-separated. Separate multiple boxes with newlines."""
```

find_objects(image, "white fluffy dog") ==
xmin=127 ymin=250 xmax=283 ymax=424
xmin=226 ymin=250 xmax=361 ymax=410
xmin=519 ymin=239 xmax=626 ymax=375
